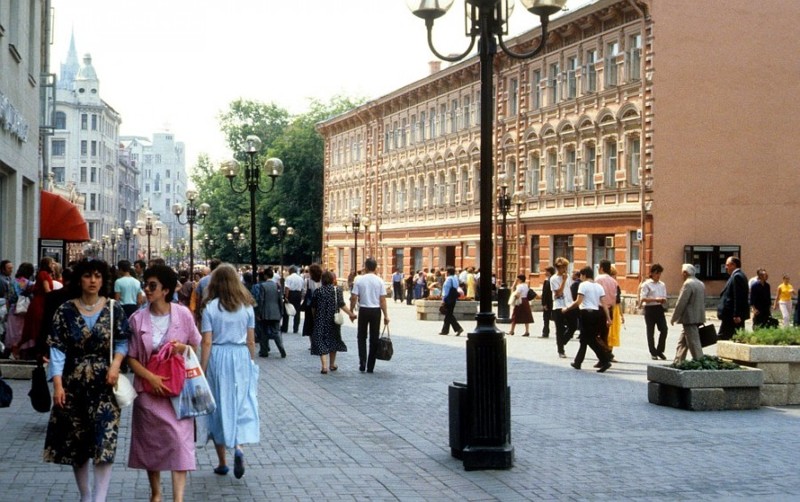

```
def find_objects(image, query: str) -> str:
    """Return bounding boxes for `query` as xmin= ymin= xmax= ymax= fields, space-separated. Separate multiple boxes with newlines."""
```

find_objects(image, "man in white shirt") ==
xmin=282 ymin=266 xmax=305 ymax=333
xmin=550 ymin=257 xmax=575 ymax=359
xmin=350 ymin=258 xmax=390 ymax=373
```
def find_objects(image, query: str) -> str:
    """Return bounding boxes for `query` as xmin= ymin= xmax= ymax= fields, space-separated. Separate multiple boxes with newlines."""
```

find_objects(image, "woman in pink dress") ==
xmin=127 ymin=264 xmax=201 ymax=502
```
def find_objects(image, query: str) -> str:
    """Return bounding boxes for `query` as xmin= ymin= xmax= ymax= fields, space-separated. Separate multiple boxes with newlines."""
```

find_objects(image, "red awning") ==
xmin=40 ymin=191 xmax=90 ymax=241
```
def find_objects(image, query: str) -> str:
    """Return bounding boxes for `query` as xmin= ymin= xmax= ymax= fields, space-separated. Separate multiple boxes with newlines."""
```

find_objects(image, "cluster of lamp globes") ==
xmin=406 ymin=0 xmax=567 ymax=21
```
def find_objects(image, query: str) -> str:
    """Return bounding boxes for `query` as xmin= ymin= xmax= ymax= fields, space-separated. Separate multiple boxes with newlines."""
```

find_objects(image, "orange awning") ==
xmin=40 ymin=191 xmax=90 ymax=241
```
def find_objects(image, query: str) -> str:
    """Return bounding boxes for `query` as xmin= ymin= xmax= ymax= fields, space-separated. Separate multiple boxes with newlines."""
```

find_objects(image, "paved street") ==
xmin=1 ymin=298 xmax=799 ymax=501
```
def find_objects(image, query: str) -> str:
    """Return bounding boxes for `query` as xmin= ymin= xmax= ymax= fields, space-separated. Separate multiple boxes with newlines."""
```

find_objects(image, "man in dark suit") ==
xmin=254 ymin=267 xmax=286 ymax=357
xmin=717 ymin=256 xmax=749 ymax=340
xmin=749 ymin=268 xmax=772 ymax=329
xmin=540 ymin=266 xmax=554 ymax=338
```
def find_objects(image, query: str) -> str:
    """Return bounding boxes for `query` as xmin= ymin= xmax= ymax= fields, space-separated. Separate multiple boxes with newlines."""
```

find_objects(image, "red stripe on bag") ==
xmin=186 ymin=367 xmax=202 ymax=378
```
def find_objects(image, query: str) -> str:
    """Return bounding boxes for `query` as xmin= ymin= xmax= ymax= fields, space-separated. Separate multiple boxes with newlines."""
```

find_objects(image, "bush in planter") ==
xmin=670 ymin=355 xmax=740 ymax=371
xmin=732 ymin=326 xmax=800 ymax=346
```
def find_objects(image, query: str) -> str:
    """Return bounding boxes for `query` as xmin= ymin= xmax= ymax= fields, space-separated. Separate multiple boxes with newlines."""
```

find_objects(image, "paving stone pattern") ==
xmin=1 ymin=299 xmax=799 ymax=501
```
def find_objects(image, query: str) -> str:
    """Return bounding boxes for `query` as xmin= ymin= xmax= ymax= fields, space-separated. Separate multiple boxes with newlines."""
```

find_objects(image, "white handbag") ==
xmin=284 ymin=302 xmax=297 ymax=317
xmin=333 ymin=312 xmax=345 ymax=325
xmin=109 ymin=300 xmax=137 ymax=408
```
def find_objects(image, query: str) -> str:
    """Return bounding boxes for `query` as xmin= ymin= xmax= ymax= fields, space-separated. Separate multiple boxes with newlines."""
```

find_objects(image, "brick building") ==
xmin=317 ymin=0 xmax=800 ymax=296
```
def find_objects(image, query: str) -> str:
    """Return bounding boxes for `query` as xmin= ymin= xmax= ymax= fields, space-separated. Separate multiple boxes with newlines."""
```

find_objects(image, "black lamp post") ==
xmin=408 ymin=0 xmax=565 ymax=470
xmin=173 ymin=189 xmax=210 ymax=275
xmin=496 ymin=170 xmax=528 ymax=323
xmin=136 ymin=209 xmax=163 ymax=261
xmin=227 ymin=226 xmax=246 ymax=264
xmin=220 ymin=135 xmax=284 ymax=276
xmin=203 ymin=233 xmax=214 ymax=266
xmin=122 ymin=220 xmax=133 ymax=261
xmin=271 ymin=217 xmax=295 ymax=278
xmin=342 ymin=210 xmax=369 ymax=277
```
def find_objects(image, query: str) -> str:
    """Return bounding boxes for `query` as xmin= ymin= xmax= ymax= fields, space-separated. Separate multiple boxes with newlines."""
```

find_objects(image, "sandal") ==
xmin=320 ymin=368 xmax=328 ymax=374
xmin=330 ymin=365 xmax=338 ymax=371
xmin=213 ymin=465 xmax=229 ymax=475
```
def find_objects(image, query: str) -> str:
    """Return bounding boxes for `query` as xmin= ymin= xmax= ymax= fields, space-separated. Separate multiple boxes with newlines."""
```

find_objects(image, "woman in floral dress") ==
xmin=44 ymin=259 xmax=130 ymax=502
xmin=310 ymin=271 xmax=356 ymax=374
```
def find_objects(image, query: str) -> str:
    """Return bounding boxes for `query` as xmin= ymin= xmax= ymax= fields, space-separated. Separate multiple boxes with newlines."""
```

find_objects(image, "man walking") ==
xmin=670 ymin=264 xmax=705 ymax=364
xmin=438 ymin=266 xmax=464 ymax=337
xmin=550 ymin=257 xmax=574 ymax=358
xmin=540 ymin=266 xmax=554 ymax=338
xmin=350 ymin=258 xmax=390 ymax=373
xmin=282 ymin=266 xmax=304 ymax=333
xmin=749 ymin=268 xmax=772 ymax=329
xmin=717 ymin=256 xmax=749 ymax=340
xmin=254 ymin=267 xmax=286 ymax=358
xmin=114 ymin=260 xmax=144 ymax=318
xmin=391 ymin=268 xmax=404 ymax=303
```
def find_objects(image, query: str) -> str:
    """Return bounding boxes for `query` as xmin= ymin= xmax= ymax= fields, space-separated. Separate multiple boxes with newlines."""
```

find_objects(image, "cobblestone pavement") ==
xmin=1 ymin=298 xmax=799 ymax=501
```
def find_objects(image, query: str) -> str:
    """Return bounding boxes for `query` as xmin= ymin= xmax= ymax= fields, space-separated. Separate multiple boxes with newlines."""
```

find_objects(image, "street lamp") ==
xmin=203 ymin=233 xmax=214 ymax=266
xmin=408 ymin=0 xmax=566 ymax=470
xmin=270 ymin=217 xmax=295 ymax=278
xmin=220 ymin=135 xmax=284 ymax=276
xmin=122 ymin=220 xmax=133 ymax=261
xmin=342 ymin=210 xmax=369 ymax=277
xmin=173 ymin=189 xmax=210 ymax=275
xmin=135 ymin=210 xmax=163 ymax=261
xmin=496 ymin=170 xmax=528 ymax=323
xmin=227 ymin=226 xmax=246 ymax=264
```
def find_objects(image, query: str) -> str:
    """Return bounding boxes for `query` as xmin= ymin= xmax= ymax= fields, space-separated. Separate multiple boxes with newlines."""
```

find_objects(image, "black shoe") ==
xmin=597 ymin=362 xmax=612 ymax=373
xmin=367 ymin=369 xmax=374 ymax=373
xmin=539 ymin=335 xmax=549 ymax=338
xmin=593 ymin=362 xmax=602 ymax=368
xmin=570 ymin=362 xmax=581 ymax=370
xmin=359 ymin=365 xmax=366 ymax=372
xmin=657 ymin=353 xmax=667 ymax=360
xmin=438 ymin=332 xmax=449 ymax=336
xmin=280 ymin=350 xmax=287 ymax=358
xmin=259 ymin=352 xmax=269 ymax=358
xmin=455 ymin=330 xmax=463 ymax=337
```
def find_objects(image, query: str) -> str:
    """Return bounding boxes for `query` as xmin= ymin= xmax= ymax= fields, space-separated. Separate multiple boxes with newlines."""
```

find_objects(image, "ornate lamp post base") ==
xmin=496 ymin=287 xmax=511 ymax=323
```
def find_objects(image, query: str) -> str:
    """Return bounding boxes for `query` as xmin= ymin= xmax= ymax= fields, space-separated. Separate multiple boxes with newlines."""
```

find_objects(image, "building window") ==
xmin=605 ymin=41 xmax=619 ymax=87
xmin=627 ymin=136 xmax=640 ymax=186
xmin=526 ymin=155 xmax=540 ymax=196
xmin=429 ymin=107 xmax=436 ymax=139
xmin=604 ymin=139 xmax=617 ymax=187
xmin=565 ymin=149 xmax=576 ymax=191
xmin=52 ymin=139 xmax=66 ymax=156
xmin=401 ymin=118 xmax=407 ymax=147
xmin=628 ymin=34 xmax=642 ymax=81
xmin=166 ymin=198 xmax=171 ymax=212
xmin=144 ymin=154 xmax=153 ymax=164
xmin=91 ymin=141 xmax=97 ymax=157
xmin=90 ymin=193 xmax=97 ymax=211
xmin=166 ymin=169 xmax=171 ymax=178
xmin=566 ymin=57 xmax=578 ymax=99
xmin=584 ymin=50 xmax=598 ymax=93
xmin=410 ymin=115 xmax=416 ymax=145
xmin=450 ymin=99 xmax=458 ymax=133
xmin=584 ymin=144 xmax=596 ymax=190
xmin=460 ymin=167 xmax=469 ymax=202
xmin=80 ymin=140 xmax=87 ymax=156
xmin=531 ymin=236 xmax=540 ymax=274
xmin=553 ymin=235 xmax=574 ymax=266
xmin=591 ymin=234 xmax=615 ymax=274
xmin=463 ymin=96 xmax=471 ymax=128
xmin=91 ymin=114 xmax=98 ymax=130
xmin=91 ymin=167 xmax=98 ymax=183
xmin=80 ymin=166 xmax=87 ymax=182
xmin=508 ymin=78 xmax=518 ymax=116
xmin=437 ymin=172 xmax=446 ymax=206
xmin=548 ymin=63 xmax=560 ymax=104
xmin=145 ymin=183 xmax=150 ymax=193
xmin=629 ymin=230 xmax=640 ymax=275
xmin=81 ymin=114 xmax=88 ymax=130
xmin=546 ymin=150 xmax=557 ymax=193
xmin=155 ymin=154 xmax=162 ymax=164
xmin=419 ymin=111 xmax=426 ymax=141
xmin=448 ymin=170 xmax=457 ymax=205
xmin=416 ymin=177 xmax=424 ymax=208
xmin=531 ymin=70 xmax=542 ymax=109
xmin=52 ymin=166 xmax=65 ymax=183
xmin=55 ymin=112 xmax=67 ymax=129
xmin=684 ymin=245 xmax=741 ymax=280
xmin=427 ymin=174 xmax=435 ymax=207
xmin=439 ymin=104 xmax=446 ymax=136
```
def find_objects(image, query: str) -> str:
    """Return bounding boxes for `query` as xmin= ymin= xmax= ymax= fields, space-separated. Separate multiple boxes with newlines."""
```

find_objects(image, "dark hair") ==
xmin=70 ymin=259 xmax=111 ymax=298
xmin=178 ymin=269 xmax=189 ymax=282
xmin=364 ymin=258 xmax=377 ymax=272
xmin=447 ymin=266 xmax=456 ymax=276
xmin=148 ymin=258 xmax=166 ymax=267
xmin=208 ymin=258 xmax=221 ymax=271
xmin=61 ymin=266 xmax=74 ymax=285
xmin=650 ymin=263 xmax=664 ymax=276
xmin=289 ymin=266 xmax=297 ymax=274
xmin=15 ymin=262 xmax=34 ymax=279
xmin=309 ymin=263 xmax=323 ymax=282
xmin=117 ymin=260 xmax=132 ymax=273
xmin=579 ymin=266 xmax=594 ymax=279
xmin=265 ymin=267 xmax=275 ymax=279
xmin=37 ymin=256 xmax=55 ymax=275
xmin=599 ymin=259 xmax=612 ymax=274
xmin=728 ymin=256 xmax=741 ymax=268
xmin=545 ymin=266 xmax=556 ymax=275
xmin=0 ymin=260 xmax=10 ymax=273
xmin=134 ymin=259 xmax=147 ymax=270
xmin=517 ymin=274 xmax=527 ymax=282
xmin=143 ymin=264 xmax=178 ymax=302
xmin=321 ymin=270 xmax=335 ymax=286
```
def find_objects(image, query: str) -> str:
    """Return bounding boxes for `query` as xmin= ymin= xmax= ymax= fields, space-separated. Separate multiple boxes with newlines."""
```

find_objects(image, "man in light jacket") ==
xmin=670 ymin=263 xmax=706 ymax=364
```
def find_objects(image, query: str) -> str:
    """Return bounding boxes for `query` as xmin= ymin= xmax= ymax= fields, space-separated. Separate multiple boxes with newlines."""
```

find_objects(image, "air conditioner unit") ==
xmin=605 ymin=236 xmax=615 ymax=248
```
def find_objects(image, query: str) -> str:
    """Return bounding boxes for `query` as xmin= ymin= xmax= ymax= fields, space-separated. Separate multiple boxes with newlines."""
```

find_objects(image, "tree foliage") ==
xmin=192 ymin=96 xmax=366 ymax=268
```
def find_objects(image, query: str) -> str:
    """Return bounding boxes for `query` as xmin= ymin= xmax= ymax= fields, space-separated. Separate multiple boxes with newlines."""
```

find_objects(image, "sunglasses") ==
xmin=145 ymin=281 xmax=161 ymax=292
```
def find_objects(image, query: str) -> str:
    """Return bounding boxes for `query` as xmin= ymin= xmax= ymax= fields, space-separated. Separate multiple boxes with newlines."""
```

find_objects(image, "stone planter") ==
xmin=0 ymin=359 xmax=37 ymax=379
xmin=415 ymin=300 xmax=478 ymax=321
xmin=647 ymin=364 xmax=763 ymax=411
xmin=717 ymin=341 xmax=800 ymax=406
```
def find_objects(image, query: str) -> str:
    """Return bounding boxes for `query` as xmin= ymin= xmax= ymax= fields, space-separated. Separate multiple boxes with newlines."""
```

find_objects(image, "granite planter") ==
xmin=415 ymin=300 xmax=478 ymax=321
xmin=647 ymin=364 xmax=763 ymax=411
xmin=717 ymin=341 xmax=800 ymax=406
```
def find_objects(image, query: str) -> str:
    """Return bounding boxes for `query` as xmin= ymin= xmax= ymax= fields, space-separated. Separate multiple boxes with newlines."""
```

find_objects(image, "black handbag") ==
xmin=29 ymin=362 xmax=51 ymax=413
xmin=698 ymin=324 xmax=717 ymax=347
xmin=439 ymin=303 xmax=448 ymax=315
xmin=0 ymin=378 xmax=12 ymax=408
xmin=375 ymin=326 xmax=393 ymax=361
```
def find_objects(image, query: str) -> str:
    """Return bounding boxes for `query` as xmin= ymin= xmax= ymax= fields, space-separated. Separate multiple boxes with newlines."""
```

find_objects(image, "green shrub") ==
xmin=671 ymin=356 xmax=740 ymax=370
xmin=733 ymin=326 xmax=800 ymax=346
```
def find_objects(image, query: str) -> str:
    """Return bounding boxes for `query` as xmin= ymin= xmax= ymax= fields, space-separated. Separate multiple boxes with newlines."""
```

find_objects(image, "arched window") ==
xmin=55 ymin=111 xmax=67 ymax=129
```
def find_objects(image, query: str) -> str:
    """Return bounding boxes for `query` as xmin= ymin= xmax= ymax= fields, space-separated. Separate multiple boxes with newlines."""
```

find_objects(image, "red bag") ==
xmin=143 ymin=343 xmax=186 ymax=397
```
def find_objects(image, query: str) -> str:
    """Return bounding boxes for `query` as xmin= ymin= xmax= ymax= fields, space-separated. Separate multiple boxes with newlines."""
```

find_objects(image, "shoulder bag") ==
xmin=28 ymin=362 xmax=51 ymax=413
xmin=15 ymin=295 xmax=30 ymax=314
xmin=143 ymin=342 xmax=186 ymax=397
xmin=110 ymin=299 xmax=137 ymax=407
xmin=375 ymin=325 xmax=394 ymax=361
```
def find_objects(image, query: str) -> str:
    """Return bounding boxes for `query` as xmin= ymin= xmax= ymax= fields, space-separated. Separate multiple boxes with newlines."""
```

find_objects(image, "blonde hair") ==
xmin=554 ymin=257 xmax=570 ymax=269
xmin=202 ymin=263 xmax=255 ymax=313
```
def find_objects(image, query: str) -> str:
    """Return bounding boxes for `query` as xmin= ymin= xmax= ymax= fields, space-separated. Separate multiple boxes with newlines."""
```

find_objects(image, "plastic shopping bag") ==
xmin=171 ymin=346 xmax=216 ymax=419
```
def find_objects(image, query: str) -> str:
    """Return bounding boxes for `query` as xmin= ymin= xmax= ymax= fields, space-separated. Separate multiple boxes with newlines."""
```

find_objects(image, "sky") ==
xmin=50 ymin=0 xmax=577 ymax=172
